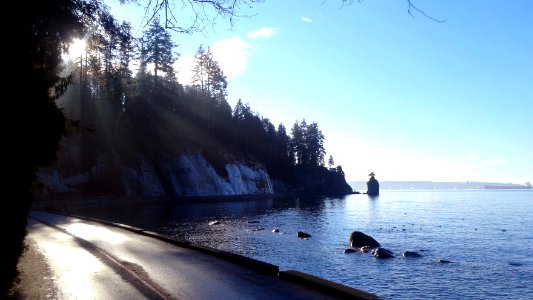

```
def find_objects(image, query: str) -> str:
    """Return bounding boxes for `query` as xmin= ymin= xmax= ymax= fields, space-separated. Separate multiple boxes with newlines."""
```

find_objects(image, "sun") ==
xmin=68 ymin=38 xmax=87 ymax=59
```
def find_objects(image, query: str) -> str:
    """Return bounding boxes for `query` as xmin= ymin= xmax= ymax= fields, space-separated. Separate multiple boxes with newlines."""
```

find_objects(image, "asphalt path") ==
xmin=26 ymin=211 xmax=379 ymax=300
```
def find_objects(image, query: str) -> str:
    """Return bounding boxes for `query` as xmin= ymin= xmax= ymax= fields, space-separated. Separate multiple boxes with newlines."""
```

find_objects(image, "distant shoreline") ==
xmin=484 ymin=185 xmax=532 ymax=190
xmin=348 ymin=181 xmax=531 ymax=191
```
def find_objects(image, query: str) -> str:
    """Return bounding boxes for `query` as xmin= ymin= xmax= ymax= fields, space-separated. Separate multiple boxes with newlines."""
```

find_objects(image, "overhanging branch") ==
xmin=406 ymin=0 xmax=446 ymax=23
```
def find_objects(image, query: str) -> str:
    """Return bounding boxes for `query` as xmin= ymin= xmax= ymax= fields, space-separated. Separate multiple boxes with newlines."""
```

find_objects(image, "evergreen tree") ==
xmin=7 ymin=1 xmax=119 ymax=296
xmin=192 ymin=45 xmax=228 ymax=101
xmin=306 ymin=121 xmax=326 ymax=167
xmin=277 ymin=124 xmax=294 ymax=167
xmin=328 ymin=155 xmax=335 ymax=169
xmin=291 ymin=120 xmax=325 ymax=167
xmin=291 ymin=120 xmax=307 ymax=165
xmin=143 ymin=19 xmax=176 ymax=81
xmin=192 ymin=45 xmax=209 ymax=91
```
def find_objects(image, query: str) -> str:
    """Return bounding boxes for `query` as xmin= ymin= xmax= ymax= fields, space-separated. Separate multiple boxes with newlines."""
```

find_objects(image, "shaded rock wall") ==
xmin=37 ymin=153 xmax=273 ymax=198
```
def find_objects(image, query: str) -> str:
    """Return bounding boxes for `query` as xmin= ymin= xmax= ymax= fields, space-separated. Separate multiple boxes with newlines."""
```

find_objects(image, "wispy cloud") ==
xmin=211 ymin=37 xmax=253 ymax=79
xmin=246 ymin=27 xmax=279 ymax=39
xmin=175 ymin=36 xmax=253 ymax=84
xmin=301 ymin=16 xmax=313 ymax=23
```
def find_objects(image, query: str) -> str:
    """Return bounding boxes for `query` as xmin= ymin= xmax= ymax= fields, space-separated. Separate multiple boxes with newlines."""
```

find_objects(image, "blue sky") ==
xmin=106 ymin=0 xmax=532 ymax=183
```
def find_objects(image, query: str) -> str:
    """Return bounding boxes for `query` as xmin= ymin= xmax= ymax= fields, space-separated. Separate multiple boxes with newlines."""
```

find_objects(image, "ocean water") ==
xmin=77 ymin=190 xmax=533 ymax=299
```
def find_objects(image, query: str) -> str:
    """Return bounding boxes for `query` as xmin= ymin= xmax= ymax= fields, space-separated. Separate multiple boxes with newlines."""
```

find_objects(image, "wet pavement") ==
xmin=24 ymin=211 xmax=379 ymax=300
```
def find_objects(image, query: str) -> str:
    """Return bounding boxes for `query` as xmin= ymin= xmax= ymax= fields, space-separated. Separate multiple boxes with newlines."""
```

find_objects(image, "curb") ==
xmin=279 ymin=270 xmax=381 ymax=300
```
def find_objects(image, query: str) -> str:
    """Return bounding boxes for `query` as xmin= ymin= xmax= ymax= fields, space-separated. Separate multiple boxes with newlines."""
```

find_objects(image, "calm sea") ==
xmin=76 ymin=190 xmax=533 ymax=299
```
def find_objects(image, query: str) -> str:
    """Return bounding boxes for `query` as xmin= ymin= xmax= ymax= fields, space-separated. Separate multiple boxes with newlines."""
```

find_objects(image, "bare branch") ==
xmin=406 ymin=0 xmax=446 ymax=23
xmin=339 ymin=0 xmax=446 ymax=23
xmin=135 ymin=0 xmax=263 ymax=33
xmin=131 ymin=0 xmax=445 ymax=34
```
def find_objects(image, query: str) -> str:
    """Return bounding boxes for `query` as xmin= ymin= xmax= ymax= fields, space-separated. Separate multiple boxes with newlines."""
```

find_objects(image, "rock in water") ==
xmin=349 ymin=231 xmax=380 ymax=248
xmin=373 ymin=247 xmax=395 ymax=259
xmin=297 ymin=231 xmax=312 ymax=238
xmin=403 ymin=251 xmax=422 ymax=258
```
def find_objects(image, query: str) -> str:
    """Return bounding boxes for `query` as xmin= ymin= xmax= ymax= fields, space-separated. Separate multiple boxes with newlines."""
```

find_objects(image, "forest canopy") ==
xmin=53 ymin=16 xmax=331 ymax=195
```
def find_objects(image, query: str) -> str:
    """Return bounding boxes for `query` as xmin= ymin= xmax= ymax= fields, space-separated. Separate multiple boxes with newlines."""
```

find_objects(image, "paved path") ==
xmin=25 ymin=211 xmax=379 ymax=300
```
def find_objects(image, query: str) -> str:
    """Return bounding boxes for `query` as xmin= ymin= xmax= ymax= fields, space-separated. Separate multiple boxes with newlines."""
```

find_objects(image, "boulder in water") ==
xmin=349 ymin=231 xmax=380 ymax=248
xmin=298 ymin=231 xmax=311 ymax=238
xmin=373 ymin=247 xmax=395 ymax=259
xmin=403 ymin=251 xmax=422 ymax=258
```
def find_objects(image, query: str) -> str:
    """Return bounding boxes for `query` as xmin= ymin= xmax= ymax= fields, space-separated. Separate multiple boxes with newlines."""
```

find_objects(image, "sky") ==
xmin=104 ymin=0 xmax=533 ymax=184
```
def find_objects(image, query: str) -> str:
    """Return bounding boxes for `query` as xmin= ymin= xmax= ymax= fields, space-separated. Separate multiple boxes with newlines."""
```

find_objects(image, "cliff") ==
xmin=37 ymin=152 xmax=274 ymax=198
xmin=36 ymin=136 xmax=353 ymax=199
xmin=37 ymin=154 xmax=354 ymax=200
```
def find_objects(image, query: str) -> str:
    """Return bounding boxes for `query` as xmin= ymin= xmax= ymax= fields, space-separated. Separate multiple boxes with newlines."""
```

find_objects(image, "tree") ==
xmin=192 ymin=45 xmax=208 ymax=90
xmin=277 ymin=124 xmax=294 ymax=168
xmin=6 ymin=0 xmax=120 ymax=296
xmin=291 ymin=120 xmax=325 ymax=167
xmin=305 ymin=121 xmax=326 ymax=167
xmin=328 ymin=155 xmax=335 ymax=169
xmin=336 ymin=165 xmax=345 ymax=177
xmin=142 ymin=19 xmax=177 ymax=81
xmin=291 ymin=120 xmax=307 ymax=165
xmin=192 ymin=45 xmax=228 ymax=101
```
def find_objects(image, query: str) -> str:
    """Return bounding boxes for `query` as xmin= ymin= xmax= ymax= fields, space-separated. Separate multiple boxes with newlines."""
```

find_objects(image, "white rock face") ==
xmin=37 ymin=153 xmax=273 ymax=197
xmin=162 ymin=154 xmax=273 ymax=196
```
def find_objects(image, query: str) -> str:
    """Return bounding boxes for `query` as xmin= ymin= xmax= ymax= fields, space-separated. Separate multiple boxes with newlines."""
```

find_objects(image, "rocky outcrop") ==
xmin=279 ymin=165 xmax=353 ymax=197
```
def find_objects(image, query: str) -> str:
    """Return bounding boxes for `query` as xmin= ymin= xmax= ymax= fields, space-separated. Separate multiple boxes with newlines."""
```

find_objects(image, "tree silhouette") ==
xmin=192 ymin=45 xmax=228 ymax=101
xmin=290 ymin=120 xmax=325 ymax=167
xmin=328 ymin=155 xmax=335 ymax=169
xmin=143 ymin=19 xmax=177 ymax=81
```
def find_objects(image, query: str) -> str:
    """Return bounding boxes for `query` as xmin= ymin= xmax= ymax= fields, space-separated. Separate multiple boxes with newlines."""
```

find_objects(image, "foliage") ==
xmin=141 ymin=19 xmax=177 ymax=80
xmin=291 ymin=120 xmax=326 ymax=167
xmin=328 ymin=155 xmax=335 ymax=168
xmin=6 ymin=0 xmax=126 ymax=297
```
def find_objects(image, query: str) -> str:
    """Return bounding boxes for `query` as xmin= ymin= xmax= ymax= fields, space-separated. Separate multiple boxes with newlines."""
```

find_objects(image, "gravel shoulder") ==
xmin=9 ymin=237 xmax=59 ymax=299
